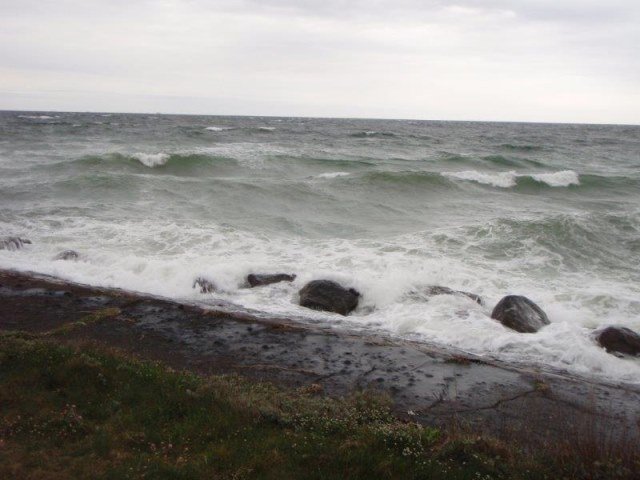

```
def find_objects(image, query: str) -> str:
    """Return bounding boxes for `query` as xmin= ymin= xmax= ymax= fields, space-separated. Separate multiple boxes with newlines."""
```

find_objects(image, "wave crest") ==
xmin=350 ymin=131 xmax=397 ymax=138
xmin=131 ymin=152 xmax=170 ymax=168
xmin=500 ymin=143 xmax=543 ymax=152
xmin=18 ymin=114 xmax=58 ymax=120
xmin=442 ymin=170 xmax=580 ymax=188
xmin=315 ymin=172 xmax=351 ymax=179
xmin=530 ymin=170 xmax=580 ymax=187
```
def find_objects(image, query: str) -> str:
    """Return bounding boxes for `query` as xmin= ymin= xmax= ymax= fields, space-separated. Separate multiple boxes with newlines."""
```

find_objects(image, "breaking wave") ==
xmin=205 ymin=126 xmax=234 ymax=132
xmin=131 ymin=152 xmax=170 ymax=167
xmin=442 ymin=170 xmax=580 ymax=188
xmin=315 ymin=172 xmax=351 ymax=179
xmin=18 ymin=114 xmax=58 ymax=120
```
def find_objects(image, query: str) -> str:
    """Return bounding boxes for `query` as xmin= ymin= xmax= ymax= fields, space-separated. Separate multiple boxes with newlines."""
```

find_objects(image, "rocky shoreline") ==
xmin=1 ymin=268 xmax=639 ymax=446
xmin=5 ymin=235 xmax=640 ymax=357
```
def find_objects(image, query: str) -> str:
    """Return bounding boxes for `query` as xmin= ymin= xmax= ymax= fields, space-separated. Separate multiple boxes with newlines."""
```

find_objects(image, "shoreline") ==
xmin=1 ymin=267 xmax=639 ymax=444
xmin=1 ymin=265 xmax=636 ymax=391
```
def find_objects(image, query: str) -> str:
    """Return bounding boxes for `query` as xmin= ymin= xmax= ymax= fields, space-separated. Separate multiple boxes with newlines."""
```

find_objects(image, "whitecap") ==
xmin=131 ymin=152 xmax=170 ymax=168
xmin=531 ymin=170 xmax=580 ymax=187
xmin=442 ymin=170 xmax=518 ymax=188
xmin=18 ymin=115 xmax=56 ymax=120
xmin=442 ymin=170 xmax=580 ymax=188
xmin=316 ymin=172 xmax=350 ymax=179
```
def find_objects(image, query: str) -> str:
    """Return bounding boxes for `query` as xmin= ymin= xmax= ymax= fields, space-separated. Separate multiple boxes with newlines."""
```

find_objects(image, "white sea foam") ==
xmin=443 ymin=170 xmax=580 ymax=188
xmin=18 ymin=115 xmax=57 ymax=120
xmin=1 ymin=218 xmax=638 ymax=385
xmin=316 ymin=172 xmax=350 ymax=179
xmin=131 ymin=152 xmax=170 ymax=167
xmin=205 ymin=126 xmax=228 ymax=132
xmin=443 ymin=170 xmax=518 ymax=188
xmin=531 ymin=170 xmax=580 ymax=187
xmin=257 ymin=126 xmax=275 ymax=131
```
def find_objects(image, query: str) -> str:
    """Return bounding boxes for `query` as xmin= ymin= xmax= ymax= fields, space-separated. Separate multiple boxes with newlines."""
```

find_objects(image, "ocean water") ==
xmin=1 ymin=111 xmax=639 ymax=383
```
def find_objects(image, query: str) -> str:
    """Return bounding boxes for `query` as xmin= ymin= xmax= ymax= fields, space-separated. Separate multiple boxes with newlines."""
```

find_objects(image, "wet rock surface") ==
xmin=491 ymin=295 xmax=550 ymax=333
xmin=55 ymin=250 xmax=80 ymax=261
xmin=596 ymin=326 xmax=640 ymax=356
xmin=299 ymin=280 xmax=360 ymax=315
xmin=247 ymin=273 xmax=296 ymax=287
xmin=1 ymin=269 xmax=638 ymax=446
xmin=193 ymin=277 xmax=217 ymax=293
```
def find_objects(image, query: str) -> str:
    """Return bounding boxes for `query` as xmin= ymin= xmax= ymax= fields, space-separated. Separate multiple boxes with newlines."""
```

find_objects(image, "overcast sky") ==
xmin=1 ymin=0 xmax=639 ymax=123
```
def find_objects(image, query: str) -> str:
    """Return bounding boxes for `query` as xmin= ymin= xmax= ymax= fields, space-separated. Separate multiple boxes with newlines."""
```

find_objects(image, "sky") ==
xmin=1 ymin=0 xmax=639 ymax=124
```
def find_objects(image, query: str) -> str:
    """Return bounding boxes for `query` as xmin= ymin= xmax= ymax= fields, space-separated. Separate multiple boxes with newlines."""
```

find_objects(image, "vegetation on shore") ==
xmin=0 ymin=332 xmax=637 ymax=479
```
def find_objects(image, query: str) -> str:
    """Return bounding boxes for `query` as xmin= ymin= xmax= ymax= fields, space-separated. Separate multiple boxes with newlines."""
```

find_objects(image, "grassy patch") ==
xmin=0 ymin=333 xmax=637 ymax=479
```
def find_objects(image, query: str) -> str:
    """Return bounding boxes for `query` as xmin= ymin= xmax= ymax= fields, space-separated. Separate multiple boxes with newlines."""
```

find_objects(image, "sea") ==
xmin=1 ymin=111 xmax=639 ymax=383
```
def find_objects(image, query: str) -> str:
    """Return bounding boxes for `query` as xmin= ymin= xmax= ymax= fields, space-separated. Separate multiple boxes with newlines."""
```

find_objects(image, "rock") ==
xmin=491 ymin=295 xmax=549 ymax=333
xmin=0 ymin=237 xmax=32 ymax=251
xmin=424 ymin=285 xmax=484 ymax=305
xmin=298 ymin=280 xmax=360 ymax=316
xmin=193 ymin=277 xmax=217 ymax=293
xmin=595 ymin=326 xmax=640 ymax=356
xmin=55 ymin=250 xmax=79 ymax=261
xmin=247 ymin=273 xmax=296 ymax=288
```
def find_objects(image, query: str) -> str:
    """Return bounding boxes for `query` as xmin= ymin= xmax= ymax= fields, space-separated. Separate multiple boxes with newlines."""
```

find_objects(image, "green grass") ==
xmin=0 ymin=332 xmax=637 ymax=479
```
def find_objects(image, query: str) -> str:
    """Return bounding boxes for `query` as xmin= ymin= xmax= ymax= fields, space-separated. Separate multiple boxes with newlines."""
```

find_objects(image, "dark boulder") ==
xmin=424 ymin=285 xmax=484 ymax=306
xmin=491 ymin=295 xmax=549 ymax=333
xmin=193 ymin=277 xmax=217 ymax=293
xmin=298 ymin=280 xmax=360 ymax=316
xmin=247 ymin=273 xmax=296 ymax=288
xmin=0 ymin=237 xmax=32 ymax=251
xmin=595 ymin=326 xmax=640 ymax=356
xmin=55 ymin=250 xmax=80 ymax=261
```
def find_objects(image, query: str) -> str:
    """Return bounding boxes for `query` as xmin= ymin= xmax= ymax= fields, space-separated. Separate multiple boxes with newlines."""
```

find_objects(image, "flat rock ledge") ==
xmin=0 ymin=269 xmax=638 ymax=447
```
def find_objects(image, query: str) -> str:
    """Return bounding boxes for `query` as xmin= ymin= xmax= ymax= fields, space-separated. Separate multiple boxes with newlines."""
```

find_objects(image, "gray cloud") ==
xmin=0 ymin=0 xmax=638 ymax=123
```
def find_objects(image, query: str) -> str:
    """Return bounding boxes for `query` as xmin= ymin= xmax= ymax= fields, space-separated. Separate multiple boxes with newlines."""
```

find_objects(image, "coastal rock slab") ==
xmin=193 ymin=277 xmax=217 ymax=294
xmin=491 ymin=295 xmax=549 ymax=333
xmin=0 ymin=237 xmax=32 ymax=251
xmin=424 ymin=285 xmax=484 ymax=305
xmin=595 ymin=326 xmax=640 ymax=356
xmin=55 ymin=250 xmax=80 ymax=261
xmin=298 ymin=280 xmax=360 ymax=316
xmin=247 ymin=273 xmax=296 ymax=288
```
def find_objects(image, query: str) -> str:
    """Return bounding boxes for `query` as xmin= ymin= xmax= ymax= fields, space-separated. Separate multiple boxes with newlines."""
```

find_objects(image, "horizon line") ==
xmin=1 ymin=108 xmax=638 ymax=128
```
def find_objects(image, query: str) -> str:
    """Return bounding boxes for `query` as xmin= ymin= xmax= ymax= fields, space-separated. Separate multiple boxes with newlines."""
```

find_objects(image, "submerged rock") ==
xmin=55 ymin=250 xmax=80 ymax=261
xmin=491 ymin=295 xmax=549 ymax=333
xmin=595 ymin=326 xmax=640 ymax=356
xmin=247 ymin=273 xmax=296 ymax=288
xmin=298 ymin=280 xmax=360 ymax=316
xmin=193 ymin=277 xmax=217 ymax=294
xmin=0 ymin=237 xmax=32 ymax=251
xmin=424 ymin=285 xmax=484 ymax=305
